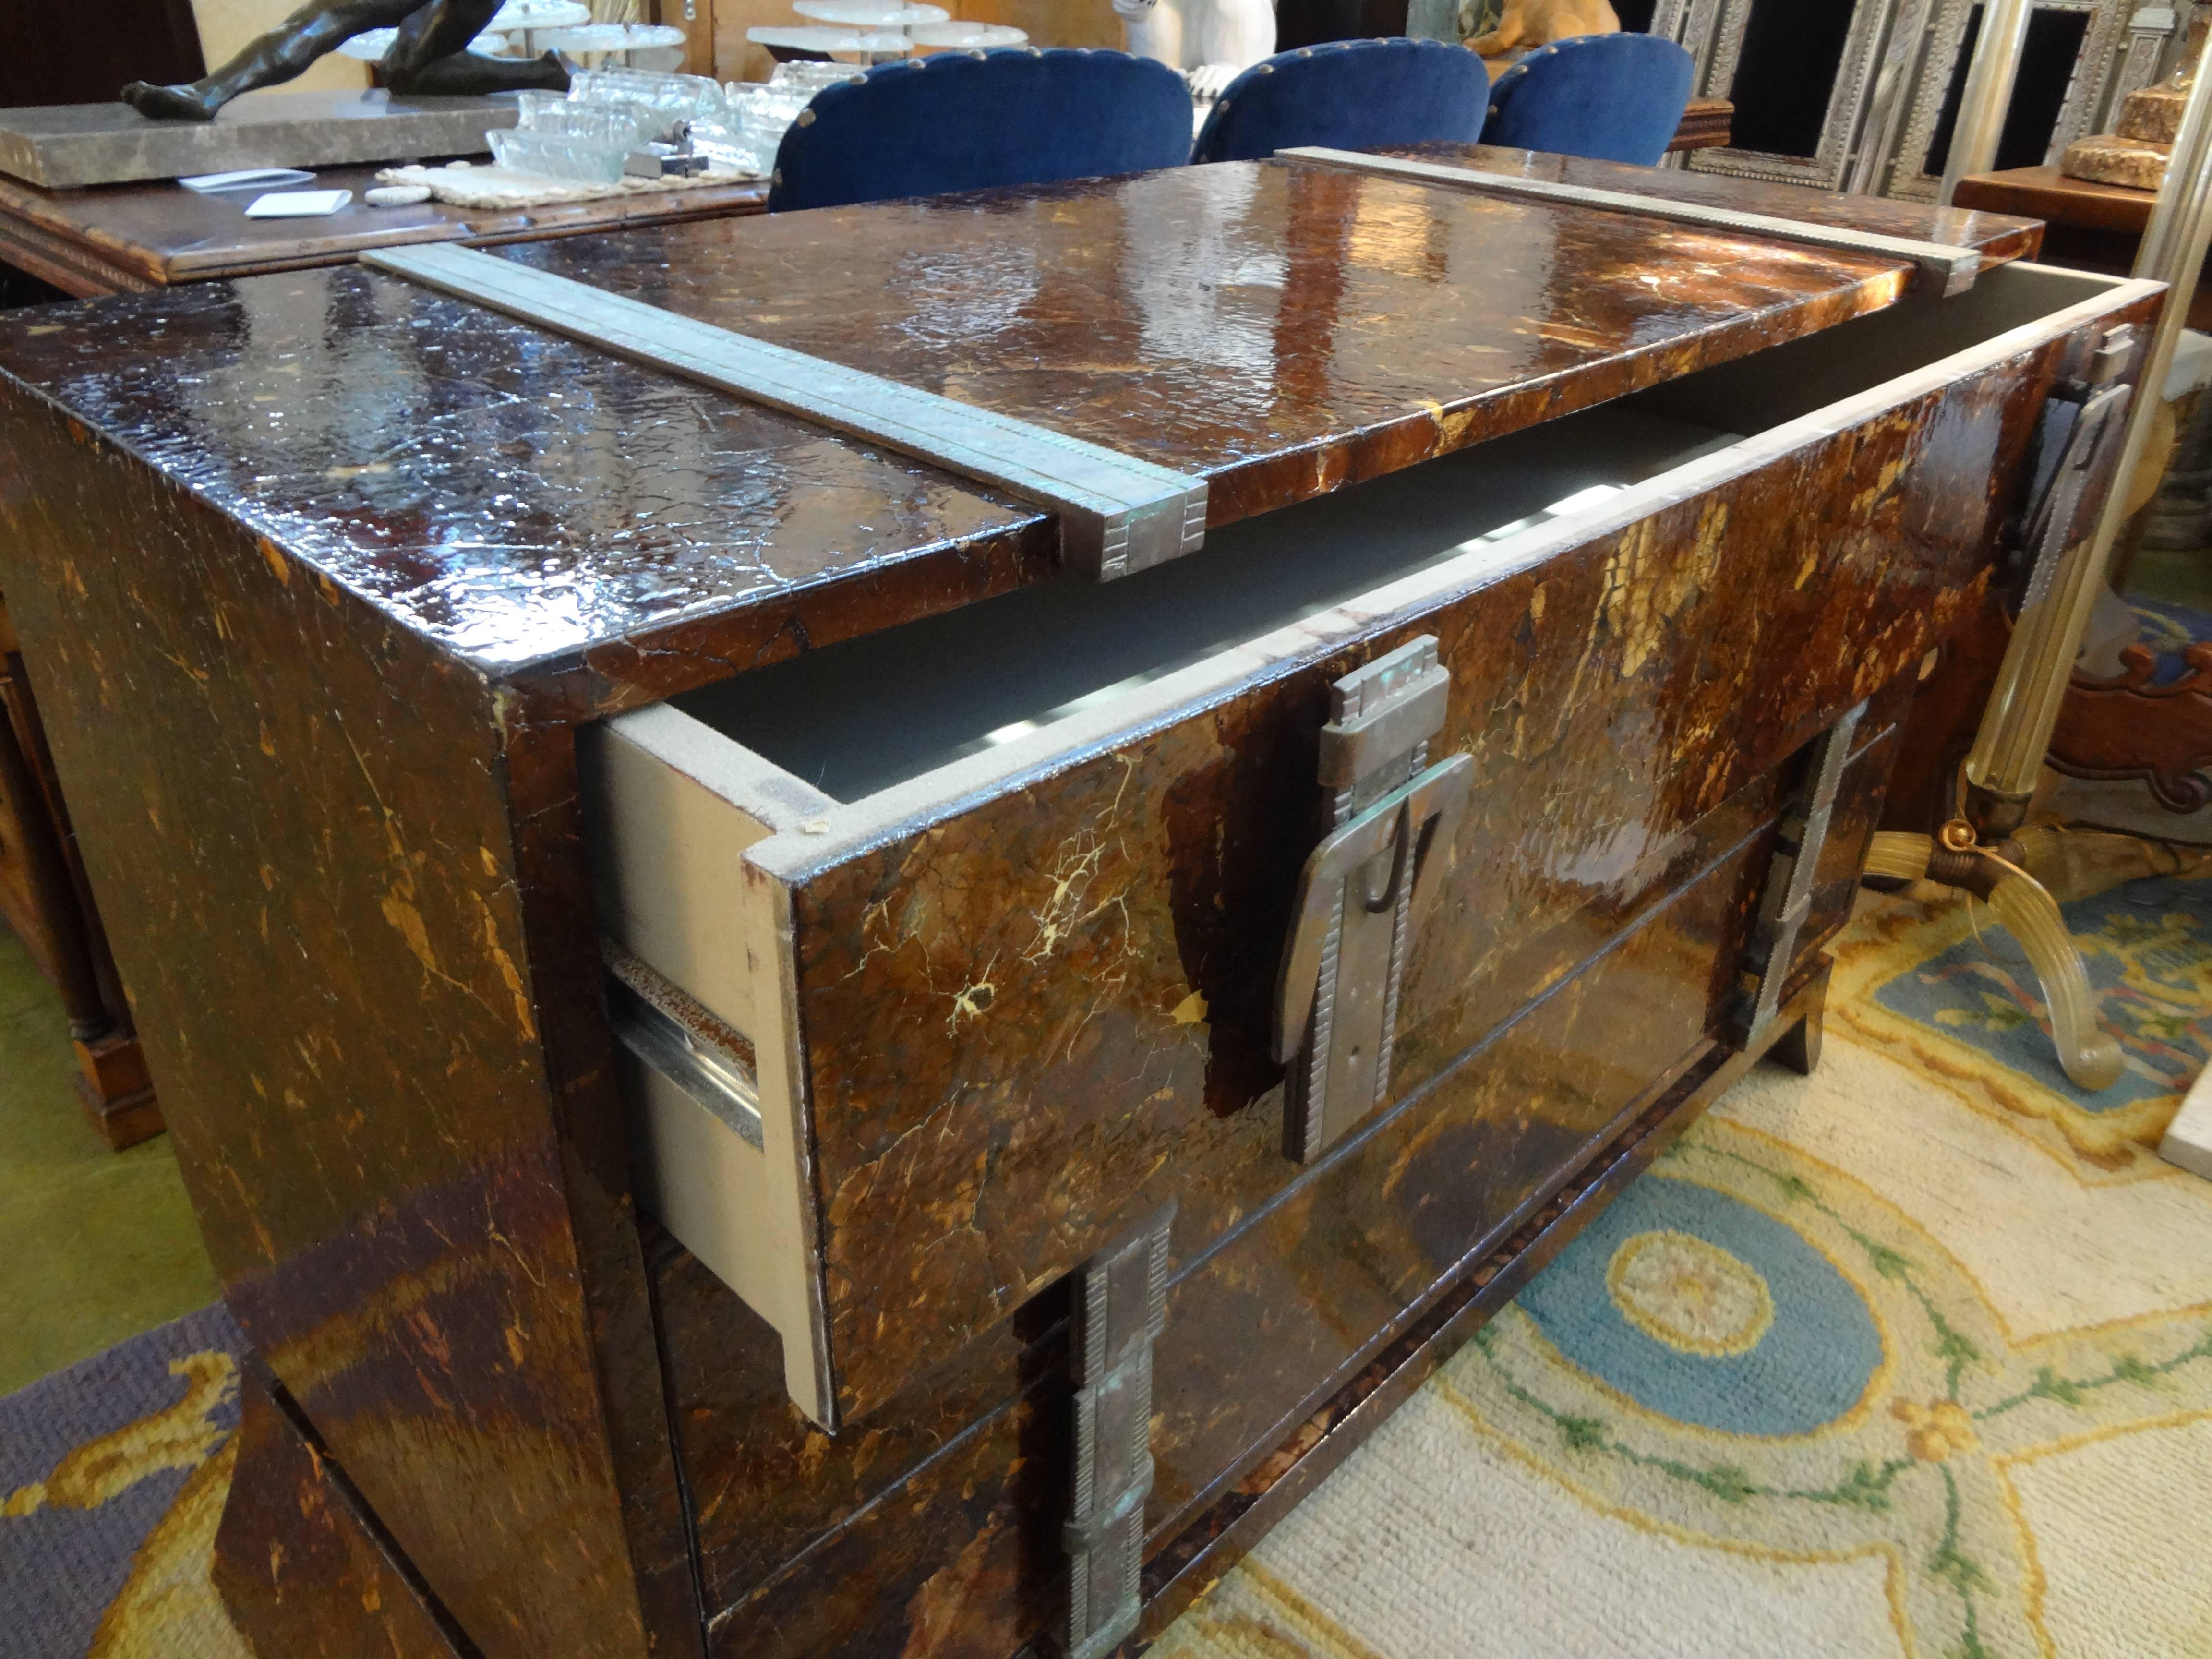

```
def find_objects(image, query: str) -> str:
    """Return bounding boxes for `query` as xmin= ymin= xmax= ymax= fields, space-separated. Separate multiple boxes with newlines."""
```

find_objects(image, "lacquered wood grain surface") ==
xmin=662 ymin=686 xmax=1911 ymax=1652
xmin=772 ymin=300 xmax=2101 ymax=1420
xmin=0 ymin=387 xmax=698 ymax=1659
xmin=0 ymin=159 xmax=1926 ymax=681
xmin=506 ymin=159 xmax=1920 ymax=531
xmin=0 ymin=270 xmax=1051 ymax=672
xmin=690 ymin=806 xmax=1816 ymax=1657
xmin=213 ymin=1367 xmax=469 ymax=1659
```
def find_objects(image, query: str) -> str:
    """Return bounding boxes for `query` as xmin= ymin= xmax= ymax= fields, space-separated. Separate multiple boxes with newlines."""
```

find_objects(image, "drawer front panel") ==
xmin=782 ymin=323 xmax=2075 ymax=1423
xmin=1141 ymin=810 xmax=1773 ymax=1528
xmin=655 ymin=739 xmax=1866 ymax=1607
xmin=781 ymin=326 xmax=2088 ymax=1422
xmin=699 ymin=803 xmax=1794 ymax=1656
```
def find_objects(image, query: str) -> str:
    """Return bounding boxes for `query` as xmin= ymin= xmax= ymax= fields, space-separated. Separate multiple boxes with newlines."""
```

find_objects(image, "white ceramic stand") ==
xmin=2163 ymin=1064 xmax=2212 ymax=1180
xmin=1115 ymin=0 xmax=1274 ymax=94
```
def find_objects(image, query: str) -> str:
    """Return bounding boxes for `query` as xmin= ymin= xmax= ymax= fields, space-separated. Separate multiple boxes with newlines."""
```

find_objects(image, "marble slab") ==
xmin=0 ymin=91 xmax=521 ymax=191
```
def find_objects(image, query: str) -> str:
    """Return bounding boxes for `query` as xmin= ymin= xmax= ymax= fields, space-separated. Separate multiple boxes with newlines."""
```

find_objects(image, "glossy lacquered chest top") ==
xmin=0 ymin=158 xmax=1940 ymax=673
xmin=1385 ymin=144 xmax=2045 ymax=264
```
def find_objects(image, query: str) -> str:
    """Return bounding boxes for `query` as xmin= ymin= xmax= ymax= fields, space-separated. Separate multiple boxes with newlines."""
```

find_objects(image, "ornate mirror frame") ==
xmin=1653 ymin=0 xmax=1902 ymax=188
xmin=1879 ymin=0 xmax=2137 ymax=198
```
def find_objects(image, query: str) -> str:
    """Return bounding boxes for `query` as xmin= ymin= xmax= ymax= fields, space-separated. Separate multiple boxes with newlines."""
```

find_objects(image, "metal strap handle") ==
xmin=1063 ymin=1202 xmax=1174 ymax=1659
xmin=1274 ymin=754 xmax=1472 ymax=1066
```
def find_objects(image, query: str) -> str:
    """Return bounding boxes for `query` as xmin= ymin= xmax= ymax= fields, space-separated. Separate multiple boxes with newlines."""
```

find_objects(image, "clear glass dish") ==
xmin=336 ymin=27 xmax=506 ymax=60
xmin=515 ymin=94 xmax=646 ymax=145
xmin=792 ymin=1 xmax=949 ymax=24
xmin=488 ymin=127 xmax=632 ymax=184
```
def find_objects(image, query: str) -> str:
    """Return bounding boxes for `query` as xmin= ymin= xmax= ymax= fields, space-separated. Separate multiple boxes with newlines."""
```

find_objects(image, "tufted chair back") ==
xmin=1479 ymin=33 xmax=1693 ymax=166
xmin=768 ymin=47 xmax=1195 ymax=213
xmin=1191 ymin=37 xmax=1488 ymax=166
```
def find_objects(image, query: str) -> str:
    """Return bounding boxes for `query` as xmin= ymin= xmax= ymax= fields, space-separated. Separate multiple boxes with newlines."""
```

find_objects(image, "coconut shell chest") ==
xmin=0 ymin=148 xmax=2154 ymax=1659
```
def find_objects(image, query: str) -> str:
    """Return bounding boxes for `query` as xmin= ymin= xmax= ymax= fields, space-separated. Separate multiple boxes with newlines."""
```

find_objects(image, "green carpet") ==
xmin=0 ymin=923 xmax=216 ymax=1396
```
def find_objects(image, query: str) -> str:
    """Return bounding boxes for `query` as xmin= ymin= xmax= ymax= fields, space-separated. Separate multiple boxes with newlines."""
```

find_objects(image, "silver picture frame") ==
xmin=1878 ymin=0 xmax=2138 ymax=198
xmin=1652 ymin=0 xmax=1903 ymax=188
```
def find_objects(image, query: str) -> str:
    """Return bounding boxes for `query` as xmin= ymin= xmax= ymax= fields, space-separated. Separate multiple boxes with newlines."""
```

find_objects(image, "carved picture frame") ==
xmin=1650 ymin=0 xmax=1902 ymax=189
xmin=1882 ymin=0 xmax=2137 ymax=199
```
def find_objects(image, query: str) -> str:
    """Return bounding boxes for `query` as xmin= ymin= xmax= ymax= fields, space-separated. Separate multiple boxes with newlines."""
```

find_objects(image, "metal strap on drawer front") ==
xmin=1734 ymin=701 xmax=1867 ymax=1046
xmin=1276 ymin=149 xmax=1982 ymax=298
xmin=1274 ymin=637 xmax=1473 ymax=1165
xmin=2003 ymin=326 xmax=2135 ymax=614
xmin=1062 ymin=1201 xmax=1174 ymax=1659
xmin=361 ymin=243 xmax=1208 ymax=581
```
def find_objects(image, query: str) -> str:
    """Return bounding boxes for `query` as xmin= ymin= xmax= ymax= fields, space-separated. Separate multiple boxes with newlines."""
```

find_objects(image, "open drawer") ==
xmin=582 ymin=261 xmax=2157 ymax=1429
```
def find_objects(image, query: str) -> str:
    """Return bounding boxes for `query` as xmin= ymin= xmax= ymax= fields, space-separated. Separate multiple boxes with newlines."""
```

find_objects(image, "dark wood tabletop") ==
xmin=0 ymin=156 xmax=1949 ymax=673
xmin=0 ymin=162 xmax=769 ymax=297
xmin=0 ymin=99 xmax=1728 ymax=301
xmin=1951 ymin=164 xmax=2159 ymax=236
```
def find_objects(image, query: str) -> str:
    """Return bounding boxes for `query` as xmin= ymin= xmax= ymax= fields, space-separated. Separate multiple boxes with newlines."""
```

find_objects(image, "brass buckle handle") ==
xmin=1272 ymin=752 xmax=1473 ymax=1067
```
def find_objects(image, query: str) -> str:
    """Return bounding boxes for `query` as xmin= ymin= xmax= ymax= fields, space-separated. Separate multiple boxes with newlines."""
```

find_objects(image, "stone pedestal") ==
xmin=2062 ymin=10 xmax=2209 ymax=189
xmin=2062 ymin=132 xmax=2174 ymax=188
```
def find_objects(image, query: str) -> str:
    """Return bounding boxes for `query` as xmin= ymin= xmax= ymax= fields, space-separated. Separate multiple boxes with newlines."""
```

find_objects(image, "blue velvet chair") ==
xmin=1191 ymin=37 xmax=1487 ymax=166
xmin=1479 ymin=34 xmax=1694 ymax=167
xmin=767 ymin=48 xmax=1194 ymax=213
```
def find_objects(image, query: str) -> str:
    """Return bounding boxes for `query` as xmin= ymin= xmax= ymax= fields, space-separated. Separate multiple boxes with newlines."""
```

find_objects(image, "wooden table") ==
xmin=1668 ymin=96 xmax=1732 ymax=153
xmin=1951 ymin=162 xmax=2161 ymax=234
xmin=1952 ymin=163 xmax=2212 ymax=328
xmin=0 ymin=165 xmax=768 ymax=1148
xmin=0 ymin=164 xmax=769 ymax=299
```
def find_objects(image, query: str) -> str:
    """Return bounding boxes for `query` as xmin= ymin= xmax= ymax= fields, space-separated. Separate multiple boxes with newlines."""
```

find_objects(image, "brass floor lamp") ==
xmin=1863 ymin=39 xmax=2212 ymax=1089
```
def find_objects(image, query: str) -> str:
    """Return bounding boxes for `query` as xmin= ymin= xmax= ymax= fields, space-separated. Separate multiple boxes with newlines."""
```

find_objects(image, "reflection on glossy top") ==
xmin=508 ymin=161 xmax=1913 ymax=518
xmin=0 ymin=159 xmax=1918 ymax=674
xmin=0 ymin=272 xmax=1040 ymax=672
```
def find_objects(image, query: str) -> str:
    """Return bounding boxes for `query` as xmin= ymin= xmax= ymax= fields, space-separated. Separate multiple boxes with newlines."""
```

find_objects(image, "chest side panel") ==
xmin=0 ymin=389 xmax=681 ymax=1659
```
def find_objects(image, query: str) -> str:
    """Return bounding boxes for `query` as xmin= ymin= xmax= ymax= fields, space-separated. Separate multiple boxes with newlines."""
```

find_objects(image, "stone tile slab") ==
xmin=0 ymin=90 xmax=521 ymax=191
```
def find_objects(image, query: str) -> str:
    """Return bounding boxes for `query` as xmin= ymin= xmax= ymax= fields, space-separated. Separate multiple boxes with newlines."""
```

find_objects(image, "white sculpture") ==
xmin=1115 ymin=0 xmax=1276 ymax=99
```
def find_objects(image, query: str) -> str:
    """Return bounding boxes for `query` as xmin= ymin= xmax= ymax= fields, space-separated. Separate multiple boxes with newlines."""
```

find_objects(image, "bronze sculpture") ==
xmin=122 ymin=0 xmax=568 ymax=123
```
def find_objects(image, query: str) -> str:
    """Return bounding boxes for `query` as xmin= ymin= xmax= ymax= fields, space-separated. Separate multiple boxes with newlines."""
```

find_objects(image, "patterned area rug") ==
xmin=6 ymin=840 xmax=2210 ymax=1658
xmin=0 ymin=1304 xmax=246 ymax=1659
xmin=1159 ymin=836 xmax=2212 ymax=1659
